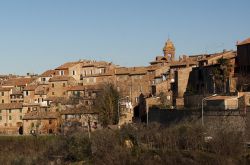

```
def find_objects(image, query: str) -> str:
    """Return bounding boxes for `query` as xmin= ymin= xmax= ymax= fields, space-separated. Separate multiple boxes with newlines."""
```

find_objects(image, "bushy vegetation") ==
xmin=0 ymin=122 xmax=249 ymax=164
xmin=94 ymin=83 xmax=120 ymax=127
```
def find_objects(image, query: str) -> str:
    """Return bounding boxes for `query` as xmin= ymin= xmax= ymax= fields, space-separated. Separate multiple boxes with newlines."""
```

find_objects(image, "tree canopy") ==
xmin=94 ymin=83 xmax=120 ymax=127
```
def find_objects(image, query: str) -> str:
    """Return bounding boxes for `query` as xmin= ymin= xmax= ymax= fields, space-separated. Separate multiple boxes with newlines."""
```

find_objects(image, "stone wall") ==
xmin=175 ymin=67 xmax=192 ymax=98
xmin=184 ymin=94 xmax=205 ymax=108
xmin=148 ymin=108 xmax=247 ymax=133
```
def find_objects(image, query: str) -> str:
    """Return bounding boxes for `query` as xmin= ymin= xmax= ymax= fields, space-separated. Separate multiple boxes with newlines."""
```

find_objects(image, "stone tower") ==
xmin=163 ymin=39 xmax=175 ymax=62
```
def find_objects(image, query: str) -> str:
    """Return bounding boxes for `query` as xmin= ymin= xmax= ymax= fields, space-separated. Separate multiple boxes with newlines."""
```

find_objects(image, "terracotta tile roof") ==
xmin=115 ymin=67 xmax=147 ymax=75
xmin=55 ymin=62 xmax=82 ymax=70
xmin=0 ymin=87 xmax=12 ymax=91
xmin=146 ymin=65 xmax=161 ymax=71
xmin=3 ymin=77 xmax=36 ymax=87
xmin=40 ymin=70 xmax=56 ymax=77
xmin=49 ymin=76 xmax=73 ymax=82
xmin=169 ymin=61 xmax=197 ymax=67
xmin=10 ymin=88 xmax=22 ymax=95
xmin=60 ymin=108 xmax=98 ymax=115
xmin=22 ymin=103 xmax=40 ymax=107
xmin=198 ymin=51 xmax=236 ymax=61
xmin=129 ymin=68 xmax=147 ymax=75
xmin=237 ymin=38 xmax=250 ymax=46
xmin=82 ymin=61 xmax=112 ymax=68
xmin=67 ymin=85 xmax=101 ymax=91
xmin=115 ymin=67 xmax=130 ymax=75
xmin=150 ymin=60 xmax=164 ymax=65
xmin=35 ymin=86 xmax=49 ymax=95
xmin=0 ymin=103 xmax=23 ymax=110
xmin=82 ymin=71 xmax=114 ymax=77
xmin=23 ymin=85 xmax=39 ymax=91
xmin=23 ymin=111 xmax=59 ymax=120
xmin=44 ymin=96 xmax=68 ymax=103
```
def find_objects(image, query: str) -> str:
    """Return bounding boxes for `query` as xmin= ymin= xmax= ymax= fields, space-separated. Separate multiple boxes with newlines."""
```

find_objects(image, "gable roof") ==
xmin=10 ymin=88 xmax=23 ymax=95
xmin=49 ymin=76 xmax=73 ymax=82
xmin=40 ymin=70 xmax=56 ymax=77
xmin=237 ymin=38 xmax=250 ymax=46
xmin=0 ymin=87 xmax=12 ymax=92
xmin=23 ymin=85 xmax=39 ymax=91
xmin=3 ymin=77 xmax=36 ymax=87
xmin=0 ymin=103 xmax=23 ymax=110
xmin=55 ymin=62 xmax=82 ymax=70
xmin=23 ymin=111 xmax=59 ymax=120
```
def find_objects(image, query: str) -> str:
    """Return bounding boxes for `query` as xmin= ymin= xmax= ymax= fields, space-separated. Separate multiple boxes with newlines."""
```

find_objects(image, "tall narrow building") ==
xmin=163 ymin=39 xmax=175 ymax=62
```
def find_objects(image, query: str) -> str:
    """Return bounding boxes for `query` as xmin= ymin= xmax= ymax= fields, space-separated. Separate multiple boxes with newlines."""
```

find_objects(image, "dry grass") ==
xmin=0 ymin=122 xmax=249 ymax=164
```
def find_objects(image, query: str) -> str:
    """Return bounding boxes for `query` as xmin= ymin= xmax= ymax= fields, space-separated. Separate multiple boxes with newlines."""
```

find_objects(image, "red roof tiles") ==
xmin=0 ymin=103 xmax=23 ymax=110
xmin=49 ymin=76 xmax=72 ymax=82
xmin=237 ymin=38 xmax=250 ymax=46
xmin=40 ymin=70 xmax=56 ymax=77
xmin=3 ymin=77 xmax=36 ymax=87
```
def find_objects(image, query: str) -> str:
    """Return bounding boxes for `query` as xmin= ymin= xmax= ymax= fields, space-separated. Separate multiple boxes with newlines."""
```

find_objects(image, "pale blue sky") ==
xmin=0 ymin=0 xmax=249 ymax=75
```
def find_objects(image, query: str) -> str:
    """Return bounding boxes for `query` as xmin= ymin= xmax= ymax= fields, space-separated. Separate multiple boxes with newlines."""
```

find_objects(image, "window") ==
xmin=63 ymin=92 xmax=66 ymax=95
xmin=9 ymin=116 xmax=12 ymax=120
xmin=0 ymin=116 xmax=2 ymax=120
xmin=19 ymin=109 xmax=22 ymax=113
xmin=52 ymin=83 xmax=55 ymax=88
xmin=49 ymin=120 xmax=52 ymax=124
xmin=1 ymin=92 xmax=4 ymax=96
xmin=63 ymin=83 xmax=66 ymax=87
xmin=42 ymin=77 xmax=46 ymax=82
xmin=25 ymin=91 xmax=29 ymax=96
xmin=19 ymin=116 xmax=22 ymax=120
xmin=140 ymin=86 xmax=143 ymax=92
xmin=60 ymin=70 xmax=64 ymax=75
xmin=72 ymin=70 xmax=76 ymax=75
xmin=9 ymin=110 xmax=11 ymax=113
xmin=135 ymin=97 xmax=139 ymax=103
xmin=1 ymin=100 xmax=4 ymax=103
xmin=52 ymin=92 xmax=55 ymax=95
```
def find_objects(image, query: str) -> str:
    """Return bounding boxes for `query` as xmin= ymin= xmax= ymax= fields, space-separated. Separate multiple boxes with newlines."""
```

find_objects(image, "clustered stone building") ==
xmin=0 ymin=37 xmax=250 ymax=135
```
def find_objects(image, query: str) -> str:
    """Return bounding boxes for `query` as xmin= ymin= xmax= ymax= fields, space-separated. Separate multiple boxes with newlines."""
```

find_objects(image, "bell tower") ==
xmin=163 ymin=39 xmax=175 ymax=62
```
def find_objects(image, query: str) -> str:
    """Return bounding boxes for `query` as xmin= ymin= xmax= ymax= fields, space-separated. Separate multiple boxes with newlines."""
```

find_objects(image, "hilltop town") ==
xmin=0 ymin=37 xmax=250 ymax=135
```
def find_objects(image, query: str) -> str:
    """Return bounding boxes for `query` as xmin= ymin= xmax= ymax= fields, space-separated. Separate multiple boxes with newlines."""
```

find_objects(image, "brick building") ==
xmin=235 ymin=38 xmax=250 ymax=91
xmin=0 ymin=103 xmax=25 ymax=134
